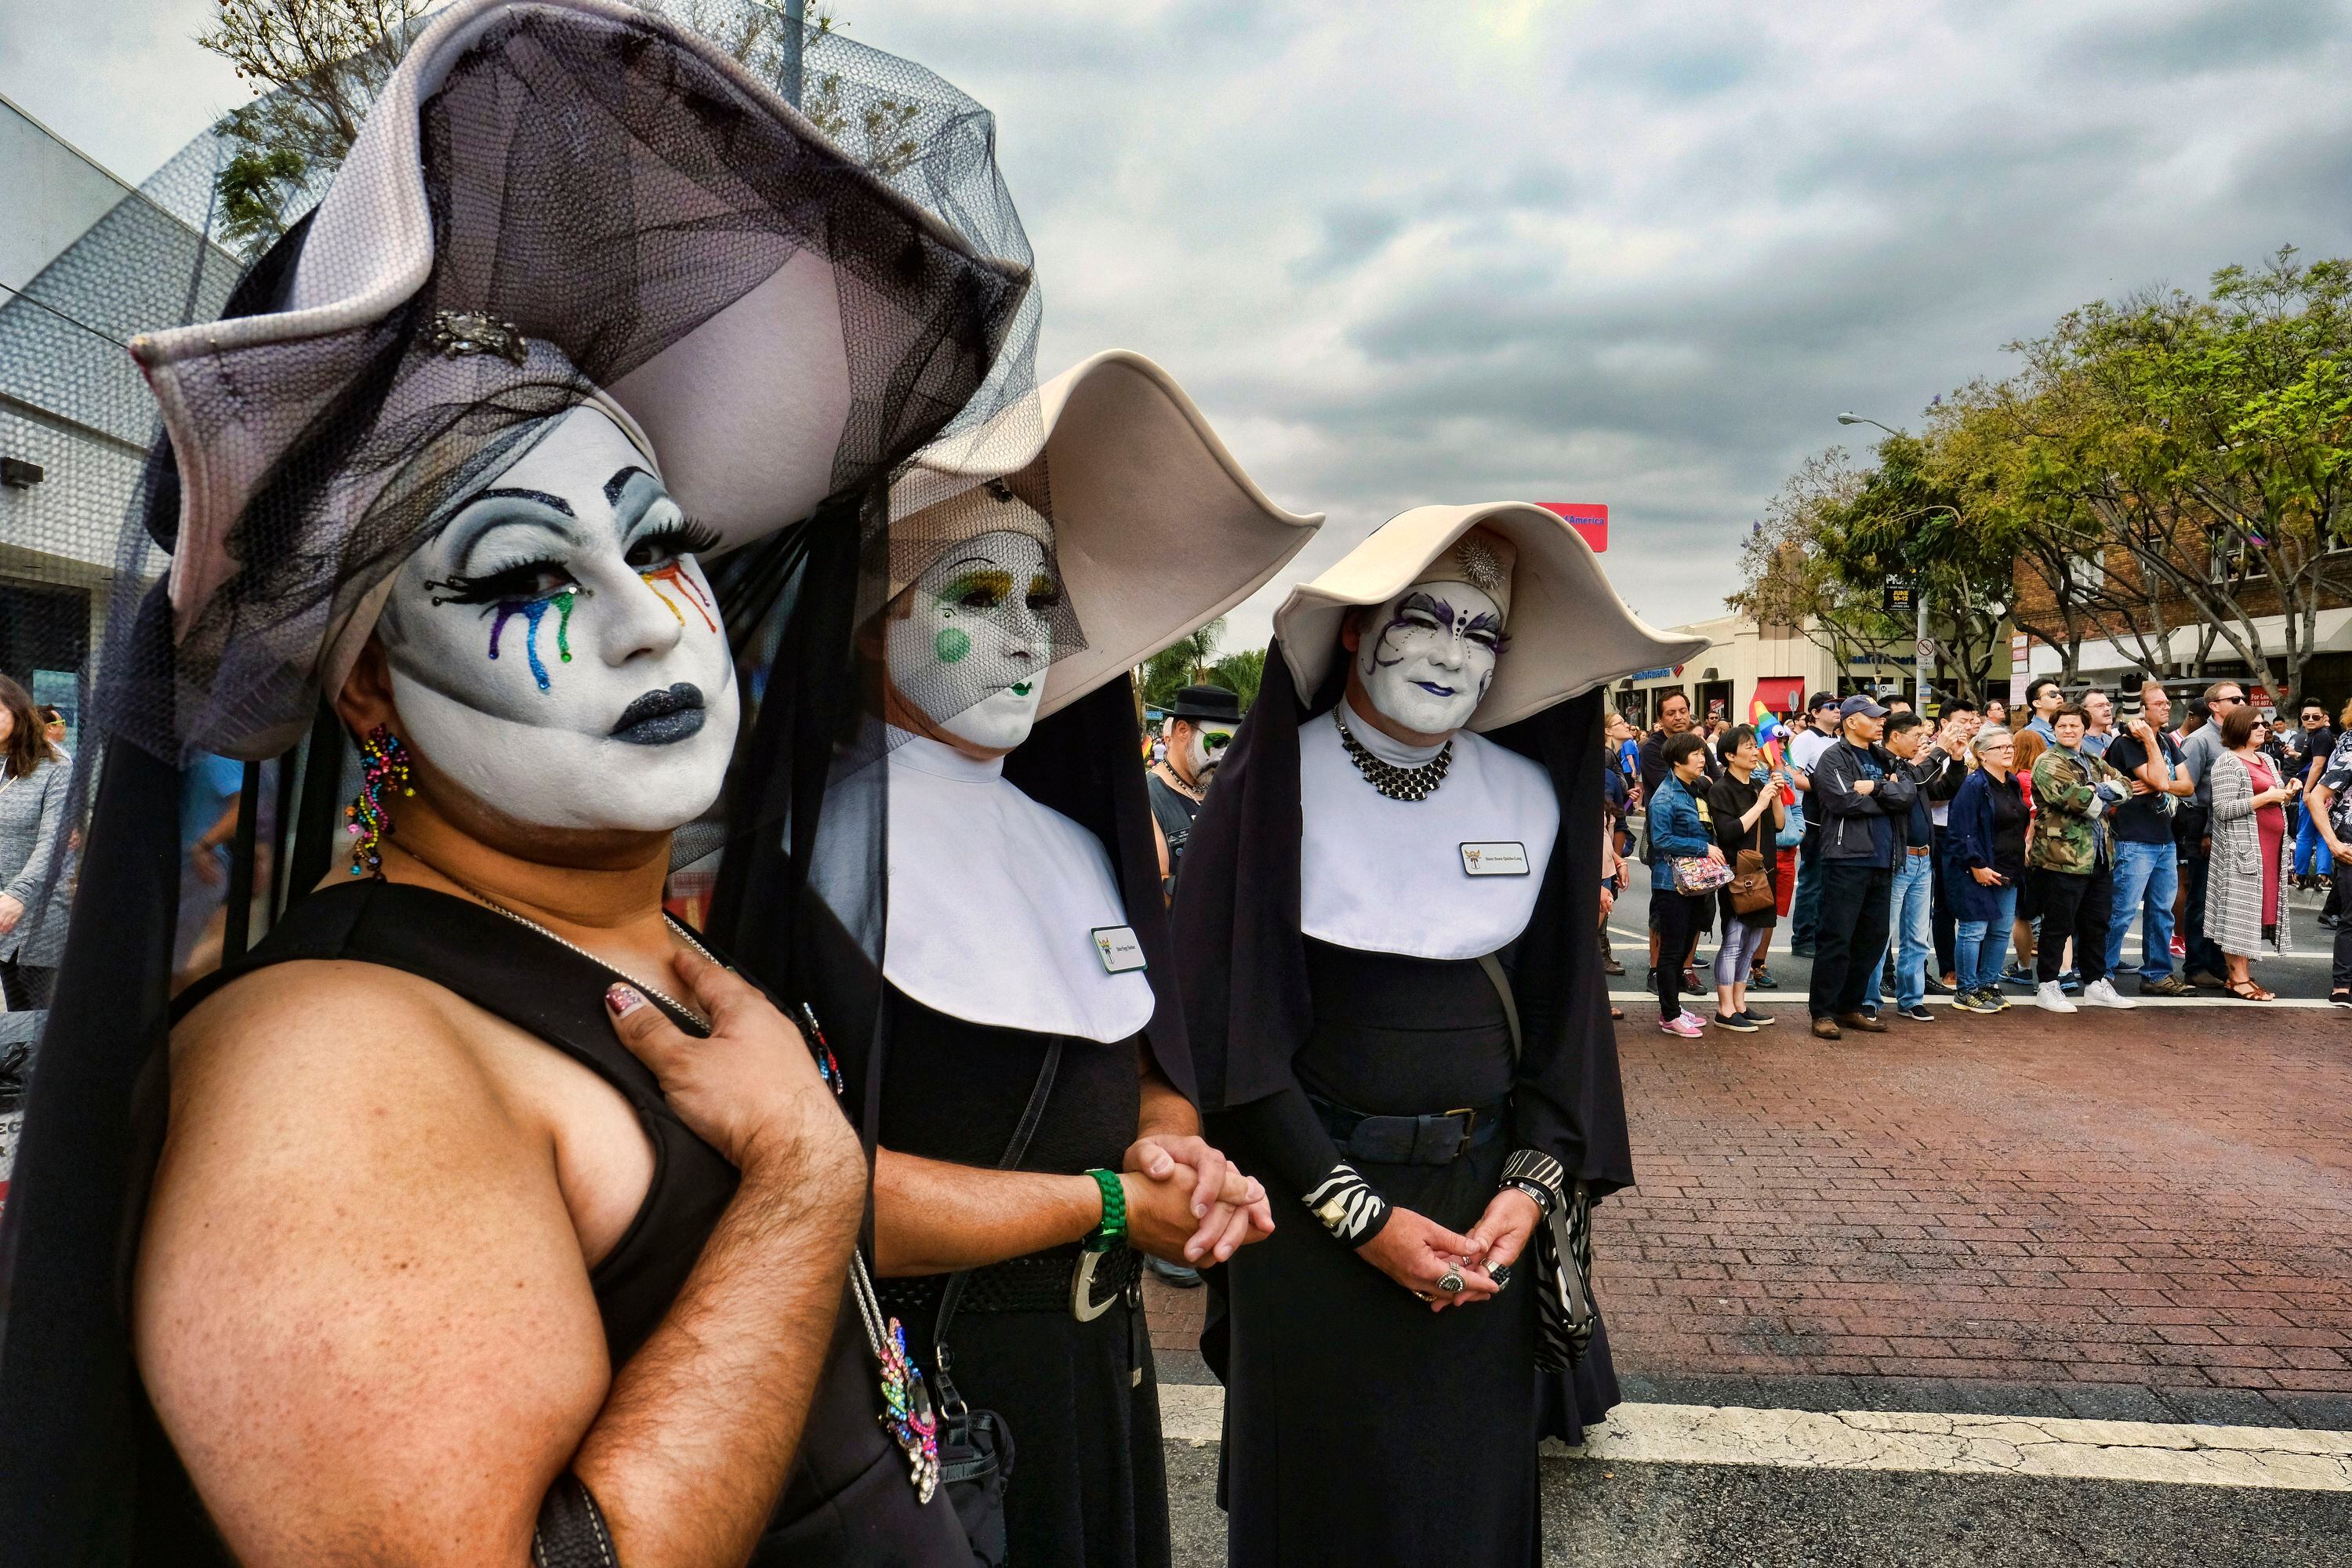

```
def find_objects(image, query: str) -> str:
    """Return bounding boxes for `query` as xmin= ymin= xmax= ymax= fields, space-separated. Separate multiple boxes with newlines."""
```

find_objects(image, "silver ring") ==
xmin=1436 ymin=1268 xmax=1465 ymax=1295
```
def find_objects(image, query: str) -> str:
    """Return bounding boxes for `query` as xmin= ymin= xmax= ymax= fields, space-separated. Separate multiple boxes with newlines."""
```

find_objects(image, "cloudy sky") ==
xmin=8 ymin=0 xmax=2352 ymax=647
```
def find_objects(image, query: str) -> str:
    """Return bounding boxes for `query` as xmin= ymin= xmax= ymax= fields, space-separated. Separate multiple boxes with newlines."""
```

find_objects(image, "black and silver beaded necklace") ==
xmin=1334 ymin=706 xmax=1453 ymax=803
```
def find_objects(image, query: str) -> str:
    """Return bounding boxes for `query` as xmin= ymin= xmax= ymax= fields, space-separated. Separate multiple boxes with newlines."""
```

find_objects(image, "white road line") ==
xmin=1155 ymin=1388 xmax=2352 ymax=1491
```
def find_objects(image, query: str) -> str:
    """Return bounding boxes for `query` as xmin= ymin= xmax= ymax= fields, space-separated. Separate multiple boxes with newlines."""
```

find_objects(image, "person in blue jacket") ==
xmin=1946 ymin=727 xmax=2031 ymax=1013
xmin=1646 ymin=731 xmax=1723 ymax=1036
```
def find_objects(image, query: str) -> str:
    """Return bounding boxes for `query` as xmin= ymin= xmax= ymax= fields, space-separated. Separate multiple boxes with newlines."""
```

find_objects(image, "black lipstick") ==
xmin=611 ymin=682 xmax=706 ymax=746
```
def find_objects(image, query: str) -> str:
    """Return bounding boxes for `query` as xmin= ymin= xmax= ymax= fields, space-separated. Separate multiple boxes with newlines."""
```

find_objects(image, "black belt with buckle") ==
xmin=875 ymin=1245 xmax=1143 ymax=1319
xmin=1308 ymin=1092 xmax=1508 ymax=1166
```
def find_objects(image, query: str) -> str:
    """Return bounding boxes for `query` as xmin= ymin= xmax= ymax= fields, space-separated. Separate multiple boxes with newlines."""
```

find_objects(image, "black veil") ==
xmin=0 ymin=3 xmax=1045 ymax=1552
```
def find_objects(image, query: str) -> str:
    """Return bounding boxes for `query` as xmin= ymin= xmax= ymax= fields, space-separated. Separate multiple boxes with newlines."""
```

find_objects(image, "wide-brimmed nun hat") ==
xmin=127 ymin=0 xmax=1033 ymax=758
xmin=887 ymin=349 xmax=1323 ymax=719
xmin=1275 ymin=501 xmax=1705 ymax=731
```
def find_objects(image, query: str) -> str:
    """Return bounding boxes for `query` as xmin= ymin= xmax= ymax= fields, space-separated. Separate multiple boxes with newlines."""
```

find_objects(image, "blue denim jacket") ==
xmin=1646 ymin=775 xmax=1714 ymax=862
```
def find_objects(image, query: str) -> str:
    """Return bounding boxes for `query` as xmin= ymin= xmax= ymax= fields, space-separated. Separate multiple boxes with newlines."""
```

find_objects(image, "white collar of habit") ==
xmin=1298 ymin=698 xmax=1559 ymax=960
xmin=848 ymin=731 xmax=1153 ymax=1043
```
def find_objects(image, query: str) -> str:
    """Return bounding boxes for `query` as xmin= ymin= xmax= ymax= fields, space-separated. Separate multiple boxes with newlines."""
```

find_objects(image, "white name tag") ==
xmin=1459 ymin=841 xmax=1531 ymax=877
xmin=1091 ymin=925 xmax=1148 ymax=974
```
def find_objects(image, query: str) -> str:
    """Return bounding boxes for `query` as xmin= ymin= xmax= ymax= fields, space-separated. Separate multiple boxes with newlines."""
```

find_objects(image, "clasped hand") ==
xmin=1360 ymin=1188 xmax=1543 ymax=1314
xmin=1123 ymin=1134 xmax=1275 ymax=1266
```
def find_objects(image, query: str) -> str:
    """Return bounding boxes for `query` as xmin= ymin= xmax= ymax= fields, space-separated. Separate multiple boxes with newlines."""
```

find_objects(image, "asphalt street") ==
xmin=1162 ymin=1440 xmax=2352 ymax=1567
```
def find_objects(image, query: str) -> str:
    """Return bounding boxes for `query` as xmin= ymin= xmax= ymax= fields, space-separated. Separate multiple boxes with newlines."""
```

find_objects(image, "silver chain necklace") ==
xmin=1334 ymin=707 xmax=1454 ymax=803
xmin=387 ymin=844 xmax=712 ymax=1027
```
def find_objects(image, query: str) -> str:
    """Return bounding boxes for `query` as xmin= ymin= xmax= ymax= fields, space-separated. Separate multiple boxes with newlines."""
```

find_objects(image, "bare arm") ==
xmin=136 ymin=953 xmax=862 ymax=1568
xmin=874 ymin=1045 xmax=1269 ymax=1276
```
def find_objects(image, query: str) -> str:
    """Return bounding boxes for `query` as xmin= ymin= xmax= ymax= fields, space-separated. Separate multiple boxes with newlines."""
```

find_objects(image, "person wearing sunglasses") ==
xmin=1149 ymin=683 xmax=1240 ymax=898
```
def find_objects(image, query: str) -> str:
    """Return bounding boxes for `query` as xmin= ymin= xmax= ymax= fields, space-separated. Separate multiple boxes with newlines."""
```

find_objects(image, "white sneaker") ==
xmin=2036 ymin=981 xmax=2078 ymax=1014
xmin=2082 ymin=978 xmax=2137 ymax=1009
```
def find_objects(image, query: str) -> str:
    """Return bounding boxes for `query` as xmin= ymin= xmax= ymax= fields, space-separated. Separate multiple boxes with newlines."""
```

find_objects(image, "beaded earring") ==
xmin=347 ymin=724 xmax=415 ymax=878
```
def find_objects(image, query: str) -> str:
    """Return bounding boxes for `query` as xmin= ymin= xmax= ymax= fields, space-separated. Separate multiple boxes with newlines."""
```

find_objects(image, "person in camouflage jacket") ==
xmin=2025 ymin=706 xmax=2137 ymax=1011
xmin=2029 ymin=722 xmax=2129 ymax=873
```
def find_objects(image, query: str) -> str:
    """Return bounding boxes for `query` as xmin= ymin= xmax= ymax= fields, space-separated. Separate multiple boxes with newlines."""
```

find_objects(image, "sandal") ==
xmin=2227 ymin=980 xmax=2275 ymax=1002
xmin=1610 ymin=1006 xmax=1625 ymax=1021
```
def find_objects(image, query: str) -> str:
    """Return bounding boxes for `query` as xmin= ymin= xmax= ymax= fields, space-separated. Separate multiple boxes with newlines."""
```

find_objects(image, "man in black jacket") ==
xmin=1806 ymin=695 xmax=1920 ymax=1039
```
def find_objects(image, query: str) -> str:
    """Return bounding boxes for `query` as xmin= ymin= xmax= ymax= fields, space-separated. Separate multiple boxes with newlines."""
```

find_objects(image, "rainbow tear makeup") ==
xmin=487 ymin=588 xmax=580 ymax=692
xmin=641 ymin=561 xmax=718 ymax=632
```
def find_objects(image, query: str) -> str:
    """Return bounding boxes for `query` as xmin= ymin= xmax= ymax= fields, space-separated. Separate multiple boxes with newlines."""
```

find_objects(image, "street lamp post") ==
xmin=1838 ymin=413 xmax=1934 ymax=712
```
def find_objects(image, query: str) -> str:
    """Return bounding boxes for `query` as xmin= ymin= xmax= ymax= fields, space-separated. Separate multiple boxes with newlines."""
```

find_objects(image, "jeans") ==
xmin=1955 ymin=882 xmax=2020 ymax=994
xmin=2032 ymin=863 xmax=2115 ymax=986
xmin=2104 ymin=839 xmax=2179 ymax=985
xmin=1714 ymin=917 xmax=1767 ymax=989
xmin=1791 ymin=824 xmax=1824 ymax=949
xmin=1875 ymin=849 xmax=1935 ymax=1010
xmin=1809 ymin=859 xmax=1893 ymax=1020
xmin=2296 ymin=811 xmax=2336 ymax=878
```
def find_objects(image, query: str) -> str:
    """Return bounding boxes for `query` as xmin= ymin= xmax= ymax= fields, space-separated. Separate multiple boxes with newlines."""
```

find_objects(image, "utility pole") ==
xmin=782 ymin=0 xmax=806 ymax=107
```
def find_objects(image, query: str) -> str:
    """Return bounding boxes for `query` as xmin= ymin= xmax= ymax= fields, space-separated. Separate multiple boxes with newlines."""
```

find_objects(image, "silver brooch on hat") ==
xmin=1454 ymin=535 xmax=1506 ymax=595
xmin=426 ymin=310 xmax=528 ymax=366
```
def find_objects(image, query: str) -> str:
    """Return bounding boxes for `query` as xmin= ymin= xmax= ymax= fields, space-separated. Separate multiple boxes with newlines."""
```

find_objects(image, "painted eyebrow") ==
xmin=442 ymin=488 xmax=581 ymax=571
xmin=605 ymin=466 xmax=673 ymax=533
xmin=604 ymin=466 xmax=657 ymax=506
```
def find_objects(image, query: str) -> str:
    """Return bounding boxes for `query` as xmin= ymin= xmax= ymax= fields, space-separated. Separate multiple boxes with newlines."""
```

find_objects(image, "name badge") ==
xmin=1091 ymin=925 xmax=1148 ymax=974
xmin=1459 ymin=841 xmax=1531 ymax=877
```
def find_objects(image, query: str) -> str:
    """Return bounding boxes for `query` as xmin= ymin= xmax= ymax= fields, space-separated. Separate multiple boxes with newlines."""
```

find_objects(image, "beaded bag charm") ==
xmin=797 ymin=1002 xmax=941 ymax=1501
xmin=347 ymin=725 xmax=415 ymax=878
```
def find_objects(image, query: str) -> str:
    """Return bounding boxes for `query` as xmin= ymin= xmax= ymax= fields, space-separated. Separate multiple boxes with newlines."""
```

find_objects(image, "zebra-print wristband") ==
xmin=1305 ymin=1163 xmax=1392 ymax=1245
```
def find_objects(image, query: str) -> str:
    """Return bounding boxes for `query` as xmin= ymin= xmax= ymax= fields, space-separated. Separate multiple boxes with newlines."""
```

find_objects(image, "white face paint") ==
xmin=378 ymin=405 xmax=739 ymax=832
xmin=1356 ymin=580 xmax=1505 ymax=736
xmin=1184 ymin=724 xmax=1221 ymax=779
xmin=886 ymin=530 xmax=1056 ymax=753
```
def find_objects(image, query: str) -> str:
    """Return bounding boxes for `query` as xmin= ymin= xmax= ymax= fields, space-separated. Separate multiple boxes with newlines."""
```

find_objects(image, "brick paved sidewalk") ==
xmin=1599 ymin=1008 xmax=2352 ymax=1427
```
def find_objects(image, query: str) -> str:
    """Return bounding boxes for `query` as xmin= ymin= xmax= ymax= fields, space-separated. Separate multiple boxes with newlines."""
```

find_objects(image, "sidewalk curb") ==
xmin=1157 ymin=1387 xmax=2352 ymax=1491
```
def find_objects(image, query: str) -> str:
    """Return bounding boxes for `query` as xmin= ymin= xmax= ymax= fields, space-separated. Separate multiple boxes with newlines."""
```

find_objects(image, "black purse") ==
xmin=928 ymin=1040 xmax=1063 ymax=1568
xmin=1475 ymin=953 xmax=1600 ymax=1371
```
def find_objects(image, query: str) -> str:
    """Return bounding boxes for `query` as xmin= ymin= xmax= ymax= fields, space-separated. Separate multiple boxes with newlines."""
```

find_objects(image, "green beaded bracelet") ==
xmin=1083 ymin=1168 xmax=1127 ymax=1251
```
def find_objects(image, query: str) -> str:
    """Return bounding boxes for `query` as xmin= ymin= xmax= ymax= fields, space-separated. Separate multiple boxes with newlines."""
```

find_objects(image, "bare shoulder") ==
xmin=142 ymin=960 xmax=606 ymax=1563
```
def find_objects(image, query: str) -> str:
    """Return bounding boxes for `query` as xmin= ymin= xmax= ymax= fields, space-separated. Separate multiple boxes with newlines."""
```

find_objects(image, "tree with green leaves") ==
xmin=1207 ymin=647 xmax=1265 ymax=710
xmin=197 ymin=1 xmax=858 ymax=256
xmin=2001 ymin=249 xmax=2352 ymax=695
xmin=1139 ymin=618 xmax=1225 ymax=711
xmin=1728 ymin=450 xmax=1909 ymax=681
xmin=198 ymin=0 xmax=429 ymax=253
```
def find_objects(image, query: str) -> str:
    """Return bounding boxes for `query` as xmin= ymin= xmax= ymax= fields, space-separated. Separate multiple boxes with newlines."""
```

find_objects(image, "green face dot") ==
xmin=935 ymin=626 xmax=972 ymax=665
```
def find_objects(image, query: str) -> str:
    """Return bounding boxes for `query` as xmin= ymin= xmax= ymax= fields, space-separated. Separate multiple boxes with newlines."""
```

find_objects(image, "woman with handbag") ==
xmin=1705 ymin=724 xmax=1785 ymax=1032
xmin=1647 ymin=731 xmax=1726 ymax=1036
xmin=1171 ymin=505 xmax=1703 ymax=1566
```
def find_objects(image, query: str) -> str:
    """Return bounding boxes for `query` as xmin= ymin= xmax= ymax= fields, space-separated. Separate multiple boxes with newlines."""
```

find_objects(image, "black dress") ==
xmin=854 ymin=986 xmax=1171 ymax=1568
xmin=140 ymin=881 xmax=968 ymax=1566
xmin=1211 ymin=939 xmax=1619 ymax=1568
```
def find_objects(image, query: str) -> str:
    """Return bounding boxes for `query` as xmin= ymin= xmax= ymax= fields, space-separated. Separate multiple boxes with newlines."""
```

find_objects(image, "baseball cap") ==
xmin=1839 ymin=694 xmax=1889 ymax=720
xmin=1808 ymin=691 xmax=1839 ymax=713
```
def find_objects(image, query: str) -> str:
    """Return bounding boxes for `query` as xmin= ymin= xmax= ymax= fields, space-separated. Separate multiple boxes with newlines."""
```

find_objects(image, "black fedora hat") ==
xmin=1171 ymin=684 xmax=1243 ymax=724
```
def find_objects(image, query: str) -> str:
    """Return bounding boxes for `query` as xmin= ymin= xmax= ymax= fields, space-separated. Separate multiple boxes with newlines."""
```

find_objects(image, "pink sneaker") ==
xmin=2169 ymin=935 xmax=2187 ymax=959
xmin=1658 ymin=1011 xmax=1708 ymax=1037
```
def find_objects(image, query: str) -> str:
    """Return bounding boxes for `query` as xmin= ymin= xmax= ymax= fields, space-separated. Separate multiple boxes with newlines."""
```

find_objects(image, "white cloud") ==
xmin=8 ymin=0 xmax=2352 ymax=652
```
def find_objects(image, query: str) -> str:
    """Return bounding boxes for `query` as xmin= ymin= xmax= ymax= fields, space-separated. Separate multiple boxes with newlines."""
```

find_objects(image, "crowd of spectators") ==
xmin=1617 ymin=674 xmax=2352 ymax=1035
